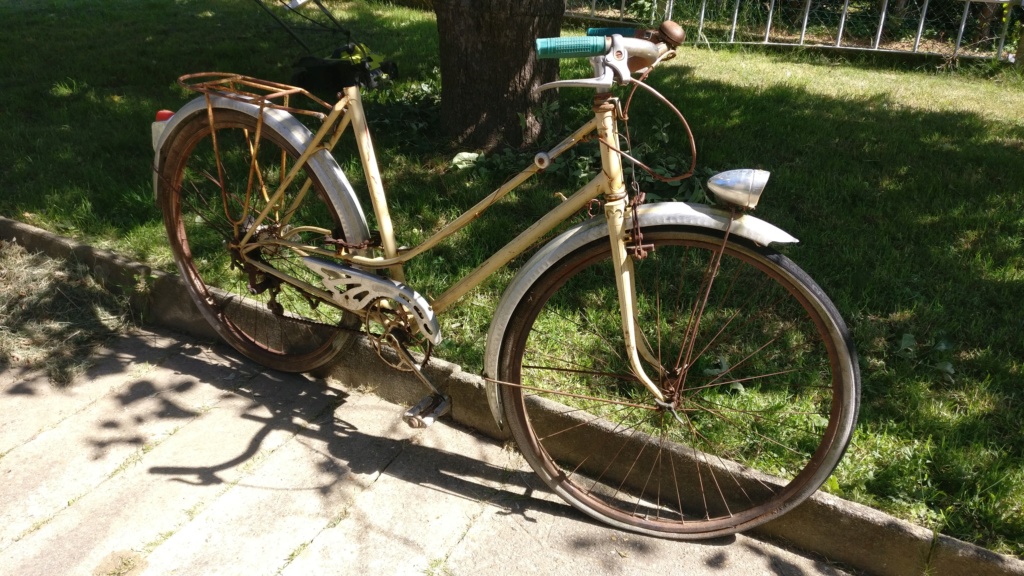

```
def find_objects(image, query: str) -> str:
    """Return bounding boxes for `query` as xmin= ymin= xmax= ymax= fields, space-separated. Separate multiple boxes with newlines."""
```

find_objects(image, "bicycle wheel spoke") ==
xmin=159 ymin=107 xmax=361 ymax=372
xmin=683 ymin=281 xmax=789 ymax=377
xmin=676 ymin=406 xmax=752 ymax=516
xmin=522 ymin=342 xmax=626 ymax=378
xmin=531 ymin=307 xmax=628 ymax=367
xmin=687 ymin=398 xmax=808 ymax=460
xmin=498 ymin=226 xmax=858 ymax=538
xmin=673 ymin=233 xmax=730 ymax=374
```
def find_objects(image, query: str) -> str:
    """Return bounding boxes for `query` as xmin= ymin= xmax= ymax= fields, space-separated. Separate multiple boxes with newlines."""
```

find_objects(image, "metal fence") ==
xmin=567 ymin=0 xmax=1023 ymax=61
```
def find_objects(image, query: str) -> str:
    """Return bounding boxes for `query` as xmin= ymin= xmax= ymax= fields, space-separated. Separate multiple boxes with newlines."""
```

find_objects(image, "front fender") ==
xmin=481 ymin=201 xmax=798 ymax=433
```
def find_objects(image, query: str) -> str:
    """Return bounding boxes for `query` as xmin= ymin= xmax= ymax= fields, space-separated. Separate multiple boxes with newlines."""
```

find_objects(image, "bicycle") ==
xmin=151 ymin=21 xmax=860 ymax=540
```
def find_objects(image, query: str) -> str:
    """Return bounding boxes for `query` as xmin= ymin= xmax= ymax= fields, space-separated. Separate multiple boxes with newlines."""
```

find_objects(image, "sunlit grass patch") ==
xmin=1 ymin=0 xmax=1023 ymax=556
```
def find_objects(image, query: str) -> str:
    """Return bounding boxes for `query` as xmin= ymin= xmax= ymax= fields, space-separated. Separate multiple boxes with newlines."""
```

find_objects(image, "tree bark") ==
xmin=433 ymin=0 xmax=564 ymax=151
xmin=1017 ymin=21 xmax=1024 ymax=67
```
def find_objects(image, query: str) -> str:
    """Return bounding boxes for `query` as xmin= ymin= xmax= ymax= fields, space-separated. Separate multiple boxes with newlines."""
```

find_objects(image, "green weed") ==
xmin=2 ymin=0 xmax=1023 ymax=557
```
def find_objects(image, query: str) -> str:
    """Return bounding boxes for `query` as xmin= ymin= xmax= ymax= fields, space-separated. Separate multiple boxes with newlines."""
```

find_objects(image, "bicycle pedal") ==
xmin=402 ymin=394 xmax=451 ymax=429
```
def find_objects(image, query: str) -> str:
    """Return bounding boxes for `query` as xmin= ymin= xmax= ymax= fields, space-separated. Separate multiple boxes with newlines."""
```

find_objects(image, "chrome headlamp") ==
xmin=707 ymin=169 xmax=770 ymax=210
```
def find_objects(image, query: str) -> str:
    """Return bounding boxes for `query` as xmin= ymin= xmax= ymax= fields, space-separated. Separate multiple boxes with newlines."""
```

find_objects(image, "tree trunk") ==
xmin=433 ymin=0 xmax=564 ymax=151
xmin=1017 ymin=21 xmax=1024 ymax=67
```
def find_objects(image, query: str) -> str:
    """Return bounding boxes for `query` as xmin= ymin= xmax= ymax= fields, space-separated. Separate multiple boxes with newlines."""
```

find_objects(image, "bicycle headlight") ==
xmin=707 ymin=169 xmax=770 ymax=210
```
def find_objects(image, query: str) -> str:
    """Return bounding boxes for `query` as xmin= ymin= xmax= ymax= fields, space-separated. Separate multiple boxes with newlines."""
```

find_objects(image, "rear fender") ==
xmin=152 ymin=95 xmax=370 ymax=247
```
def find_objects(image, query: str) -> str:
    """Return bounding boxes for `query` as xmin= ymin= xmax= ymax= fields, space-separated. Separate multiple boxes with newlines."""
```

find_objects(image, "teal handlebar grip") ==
xmin=587 ymin=27 xmax=635 ymax=37
xmin=536 ymin=36 xmax=608 ymax=59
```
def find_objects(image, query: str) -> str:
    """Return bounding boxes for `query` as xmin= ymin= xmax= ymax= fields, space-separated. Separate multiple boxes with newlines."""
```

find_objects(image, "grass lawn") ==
xmin=2 ymin=0 xmax=1023 ymax=557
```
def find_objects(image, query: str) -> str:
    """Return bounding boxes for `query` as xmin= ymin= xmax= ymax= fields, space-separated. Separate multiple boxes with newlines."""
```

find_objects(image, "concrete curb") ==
xmin=3 ymin=215 xmax=1022 ymax=576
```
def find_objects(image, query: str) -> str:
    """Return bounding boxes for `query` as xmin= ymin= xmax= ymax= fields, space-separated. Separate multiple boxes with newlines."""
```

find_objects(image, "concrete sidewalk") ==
xmin=1 ymin=326 xmax=849 ymax=575
xmin=3 ymin=215 xmax=1024 ymax=576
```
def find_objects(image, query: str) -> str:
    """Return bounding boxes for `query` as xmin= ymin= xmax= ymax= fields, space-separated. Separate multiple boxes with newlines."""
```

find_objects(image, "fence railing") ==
xmin=567 ymin=0 xmax=1022 ymax=61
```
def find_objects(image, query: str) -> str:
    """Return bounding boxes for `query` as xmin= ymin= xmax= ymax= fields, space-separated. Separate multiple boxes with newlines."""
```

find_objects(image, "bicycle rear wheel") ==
xmin=497 ymin=226 xmax=859 ymax=538
xmin=158 ymin=108 xmax=354 ymax=372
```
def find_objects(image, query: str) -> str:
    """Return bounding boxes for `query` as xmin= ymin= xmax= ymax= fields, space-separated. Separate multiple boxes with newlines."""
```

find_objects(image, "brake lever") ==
xmin=537 ymin=67 xmax=616 ymax=93
xmin=536 ymin=34 xmax=633 ymax=93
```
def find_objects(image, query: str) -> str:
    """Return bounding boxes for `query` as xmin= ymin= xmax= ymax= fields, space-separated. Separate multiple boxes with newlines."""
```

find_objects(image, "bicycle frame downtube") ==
xmin=344 ymin=117 xmax=602 ymax=272
xmin=431 ymin=175 xmax=604 ymax=314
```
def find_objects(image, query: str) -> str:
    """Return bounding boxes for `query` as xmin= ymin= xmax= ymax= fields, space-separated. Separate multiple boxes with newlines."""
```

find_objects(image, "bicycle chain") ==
xmin=323 ymin=229 xmax=381 ymax=251
xmin=364 ymin=298 xmax=433 ymax=371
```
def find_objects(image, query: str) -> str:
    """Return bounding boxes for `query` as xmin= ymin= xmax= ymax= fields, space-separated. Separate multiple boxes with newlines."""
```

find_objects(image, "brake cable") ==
xmin=596 ymin=74 xmax=697 ymax=186
xmin=606 ymin=53 xmax=698 ymax=260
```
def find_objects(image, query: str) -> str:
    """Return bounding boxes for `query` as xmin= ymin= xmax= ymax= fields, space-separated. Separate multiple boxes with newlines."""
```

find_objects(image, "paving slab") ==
xmin=0 ymin=337 xmax=245 ymax=551
xmin=1 ymin=339 xmax=334 ymax=576
xmin=0 ymin=331 xmax=179 ymax=455
xmin=276 ymin=396 xmax=510 ymax=576
xmin=443 ymin=491 xmax=850 ymax=576
xmin=140 ymin=390 xmax=410 ymax=576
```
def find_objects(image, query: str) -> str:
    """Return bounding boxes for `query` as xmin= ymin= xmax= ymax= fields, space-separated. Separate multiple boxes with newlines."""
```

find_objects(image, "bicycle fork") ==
xmin=594 ymin=95 xmax=668 ymax=403
xmin=604 ymin=198 xmax=667 ymax=403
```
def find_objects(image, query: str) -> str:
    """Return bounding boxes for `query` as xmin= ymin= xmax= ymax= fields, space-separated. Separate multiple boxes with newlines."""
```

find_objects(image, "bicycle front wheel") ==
xmin=158 ymin=108 xmax=354 ymax=372
xmin=497 ymin=226 xmax=859 ymax=539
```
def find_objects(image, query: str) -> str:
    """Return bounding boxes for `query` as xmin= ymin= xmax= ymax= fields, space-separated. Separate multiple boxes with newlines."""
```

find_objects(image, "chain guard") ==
xmin=301 ymin=257 xmax=441 ymax=346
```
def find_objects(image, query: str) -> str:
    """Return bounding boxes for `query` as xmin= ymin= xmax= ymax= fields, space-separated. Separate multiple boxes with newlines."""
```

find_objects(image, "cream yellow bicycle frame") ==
xmin=153 ymin=81 xmax=800 ymax=429
xmin=328 ymin=86 xmax=668 ymax=401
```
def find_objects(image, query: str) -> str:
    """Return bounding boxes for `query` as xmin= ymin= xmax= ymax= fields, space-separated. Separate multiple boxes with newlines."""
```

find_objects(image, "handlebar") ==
xmin=535 ymin=35 xmax=664 ymax=67
xmin=534 ymin=21 xmax=685 ymax=91
xmin=536 ymin=20 xmax=685 ymax=61
xmin=536 ymin=36 xmax=609 ymax=60
xmin=535 ymin=21 xmax=686 ymax=92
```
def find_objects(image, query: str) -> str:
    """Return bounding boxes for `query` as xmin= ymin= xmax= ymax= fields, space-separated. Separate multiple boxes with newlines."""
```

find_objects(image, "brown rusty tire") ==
xmin=158 ymin=109 xmax=354 ymax=372
xmin=497 ymin=226 xmax=860 ymax=539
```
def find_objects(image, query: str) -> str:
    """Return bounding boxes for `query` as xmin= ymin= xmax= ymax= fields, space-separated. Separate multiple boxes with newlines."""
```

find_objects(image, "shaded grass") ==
xmin=651 ymin=46 xmax=1024 ymax=556
xmin=2 ymin=0 xmax=1024 ymax=557
xmin=0 ymin=240 xmax=133 ymax=385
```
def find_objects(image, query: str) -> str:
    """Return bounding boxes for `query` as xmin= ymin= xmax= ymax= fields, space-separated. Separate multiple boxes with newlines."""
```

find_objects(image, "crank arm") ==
xmin=387 ymin=333 xmax=442 ymax=396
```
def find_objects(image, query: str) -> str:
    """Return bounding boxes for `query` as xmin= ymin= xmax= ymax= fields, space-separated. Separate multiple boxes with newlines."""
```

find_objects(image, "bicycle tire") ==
xmin=497 ymin=225 xmax=859 ymax=539
xmin=158 ymin=108 xmax=356 ymax=372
